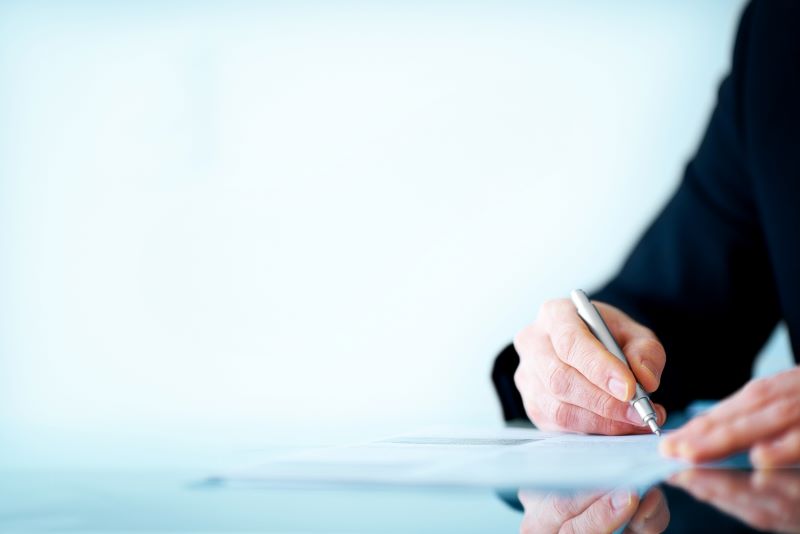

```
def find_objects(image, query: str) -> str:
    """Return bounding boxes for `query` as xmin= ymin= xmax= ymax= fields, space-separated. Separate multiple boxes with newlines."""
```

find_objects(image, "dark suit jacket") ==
xmin=493 ymin=0 xmax=800 ymax=421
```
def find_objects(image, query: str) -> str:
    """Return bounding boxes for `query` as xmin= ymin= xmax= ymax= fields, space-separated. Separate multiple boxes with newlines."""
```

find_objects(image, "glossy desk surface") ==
xmin=1 ymin=423 xmax=797 ymax=533
xmin=2 ymin=466 xmax=797 ymax=532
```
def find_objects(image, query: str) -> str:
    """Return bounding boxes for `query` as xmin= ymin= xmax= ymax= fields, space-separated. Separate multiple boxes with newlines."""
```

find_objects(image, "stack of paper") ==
xmin=218 ymin=426 xmax=686 ymax=490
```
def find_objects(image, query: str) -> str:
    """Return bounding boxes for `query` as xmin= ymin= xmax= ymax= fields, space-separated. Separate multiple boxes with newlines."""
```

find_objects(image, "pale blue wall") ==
xmin=4 ymin=1 xmax=778 ymax=452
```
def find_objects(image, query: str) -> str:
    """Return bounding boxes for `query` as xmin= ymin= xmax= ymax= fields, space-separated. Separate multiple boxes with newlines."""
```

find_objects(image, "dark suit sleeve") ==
xmin=493 ymin=1 xmax=782 ymax=419
xmin=593 ymin=1 xmax=781 ymax=411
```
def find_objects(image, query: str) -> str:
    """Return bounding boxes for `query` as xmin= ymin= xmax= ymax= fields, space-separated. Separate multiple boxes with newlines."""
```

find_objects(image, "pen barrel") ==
xmin=571 ymin=289 xmax=658 ymax=424
xmin=571 ymin=289 xmax=630 ymax=367
xmin=633 ymin=383 xmax=649 ymax=402
xmin=631 ymin=396 xmax=658 ymax=424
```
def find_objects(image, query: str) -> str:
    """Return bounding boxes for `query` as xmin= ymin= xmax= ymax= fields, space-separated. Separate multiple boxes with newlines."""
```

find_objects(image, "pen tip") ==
xmin=647 ymin=419 xmax=662 ymax=436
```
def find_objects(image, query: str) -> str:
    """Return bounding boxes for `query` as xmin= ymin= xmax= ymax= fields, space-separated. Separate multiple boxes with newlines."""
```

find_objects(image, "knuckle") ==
xmin=714 ymin=427 xmax=736 ymax=448
xmin=690 ymin=415 xmax=714 ymax=433
xmin=537 ymin=300 xmax=551 ymax=319
xmin=539 ymin=299 xmax=564 ymax=323
xmin=744 ymin=379 xmax=771 ymax=401
xmin=513 ymin=325 xmax=534 ymax=355
xmin=582 ymin=502 xmax=610 ymax=531
xmin=772 ymin=401 xmax=797 ymax=422
xmin=580 ymin=355 xmax=603 ymax=382
xmin=602 ymin=421 xmax=631 ymax=436
xmin=542 ymin=298 xmax=572 ymax=324
xmin=551 ymin=496 xmax=575 ymax=519
xmin=546 ymin=363 xmax=571 ymax=397
xmin=553 ymin=402 xmax=574 ymax=428
xmin=552 ymin=326 xmax=580 ymax=362
xmin=597 ymin=394 xmax=619 ymax=419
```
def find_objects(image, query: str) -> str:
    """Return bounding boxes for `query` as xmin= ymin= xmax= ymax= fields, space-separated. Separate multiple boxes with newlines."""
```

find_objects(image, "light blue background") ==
xmin=0 ymin=0 xmax=789 ymax=466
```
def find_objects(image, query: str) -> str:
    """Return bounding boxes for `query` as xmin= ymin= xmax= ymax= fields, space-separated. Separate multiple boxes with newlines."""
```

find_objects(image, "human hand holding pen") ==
xmin=514 ymin=298 xmax=667 ymax=434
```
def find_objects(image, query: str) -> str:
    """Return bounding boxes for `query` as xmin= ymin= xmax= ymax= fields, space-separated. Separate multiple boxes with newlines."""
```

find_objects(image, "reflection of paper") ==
xmin=220 ymin=427 xmax=685 ymax=490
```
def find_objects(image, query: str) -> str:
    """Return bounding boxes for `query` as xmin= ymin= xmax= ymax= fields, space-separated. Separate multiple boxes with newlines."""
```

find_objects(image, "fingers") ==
xmin=669 ymin=470 xmax=759 ymax=526
xmin=626 ymin=488 xmax=670 ymax=534
xmin=560 ymin=489 xmax=639 ymax=534
xmin=661 ymin=370 xmax=800 ymax=463
xmin=518 ymin=488 xmax=666 ymax=534
xmin=514 ymin=298 xmax=668 ymax=435
xmin=529 ymin=332 xmax=642 ymax=426
xmin=669 ymin=469 xmax=751 ymax=501
xmin=662 ymin=399 xmax=799 ymax=462
xmin=540 ymin=300 xmax=636 ymax=402
xmin=517 ymin=368 xmax=650 ymax=435
xmin=518 ymin=490 xmax=603 ymax=533
xmin=669 ymin=469 xmax=800 ymax=533
xmin=751 ymin=427 xmax=800 ymax=468
xmin=538 ymin=395 xmax=652 ymax=435
xmin=595 ymin=303 xmax=666 ymax=393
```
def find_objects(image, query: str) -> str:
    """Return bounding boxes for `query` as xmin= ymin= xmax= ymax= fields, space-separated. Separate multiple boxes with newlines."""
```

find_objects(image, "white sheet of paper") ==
xmin=219 ymin=427 xmax=686 ymax=490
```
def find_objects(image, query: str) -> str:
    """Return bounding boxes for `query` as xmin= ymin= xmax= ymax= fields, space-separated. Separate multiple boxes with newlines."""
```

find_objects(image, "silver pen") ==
xmin=570 ymin=289 xmax=662 ymax=436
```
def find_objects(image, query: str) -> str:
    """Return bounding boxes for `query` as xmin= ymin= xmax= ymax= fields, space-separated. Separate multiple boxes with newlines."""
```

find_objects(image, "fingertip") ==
xmin=675 ymin=441 xmax=705 ymax=463
xmin=660 ymin=431 xmax=693 ymax=460
xmin=659 ymin=438 xmax=676 ymax=457
xmin=609 ymin=488 xmax=637 ymax=513
xmin=608 ymin=375 xmax=634 ymax=402
xmin=637 ymin=360 xmax=661 ymax=393
xmin=749 ymin=445 xmax=775 ymax=469
xmin=656 ymin=404 xmax=668 ymax=426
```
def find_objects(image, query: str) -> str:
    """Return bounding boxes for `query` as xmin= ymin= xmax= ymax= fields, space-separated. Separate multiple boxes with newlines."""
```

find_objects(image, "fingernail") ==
xmin=608 ymin=377 xmax=630 ymax=401
xmin=610 ymin=489 xmax=633 ymax=511
xmin=641 ymin=360 xmax=659 ymax=383
xmin=626 ymin=406 xmax=643 ymax=426
xmin=677 ymin=441 xmax=695 ymax=460
xmin=659 ymin=437 xmax=677 ymax=456
xmin=750 ymin=446 xmax=774 ymax=468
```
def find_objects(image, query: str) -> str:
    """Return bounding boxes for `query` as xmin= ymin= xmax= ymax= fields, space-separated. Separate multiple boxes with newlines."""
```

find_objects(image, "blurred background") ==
xmin=0 ymin=0 xmax=789 ymax=467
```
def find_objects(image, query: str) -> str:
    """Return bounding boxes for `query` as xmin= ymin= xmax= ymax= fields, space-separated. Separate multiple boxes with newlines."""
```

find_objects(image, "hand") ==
xmin=670 ymin=468 xmax=800 ymax=533
xmin=518 ymin=487 xmax=670 ymax=534
xmin=660 ymin=367 xmax=800 ymax=466
xmin=514 ymin=299 xmax=667 ymax=434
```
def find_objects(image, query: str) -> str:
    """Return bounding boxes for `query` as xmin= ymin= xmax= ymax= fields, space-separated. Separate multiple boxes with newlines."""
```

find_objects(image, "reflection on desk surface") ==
xmin=509 ymin=468 xmax=800 ymax=534
xmin=2 ymin=467 xmax=800 ymax=532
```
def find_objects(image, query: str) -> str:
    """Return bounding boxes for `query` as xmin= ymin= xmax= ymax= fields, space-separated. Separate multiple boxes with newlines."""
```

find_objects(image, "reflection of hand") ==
xmin=660 ymin=367 xmax=800 ymax=466
xmin=670 ymin=469 xmax=800 ymax=533
xmin=517 ymin=487 xmax=669 ymax=534
xmin=514 ymin=299 xmax=667 ymax=434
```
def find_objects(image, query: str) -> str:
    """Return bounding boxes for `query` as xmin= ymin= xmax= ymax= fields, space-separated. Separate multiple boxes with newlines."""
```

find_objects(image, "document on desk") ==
xmin=219 ymin=426 xmax=685 ymax=490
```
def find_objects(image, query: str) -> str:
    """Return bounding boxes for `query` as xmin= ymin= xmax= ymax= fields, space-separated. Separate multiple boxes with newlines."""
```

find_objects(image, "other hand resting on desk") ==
xmin=661 ymin=367 xmax=800 ymax=467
